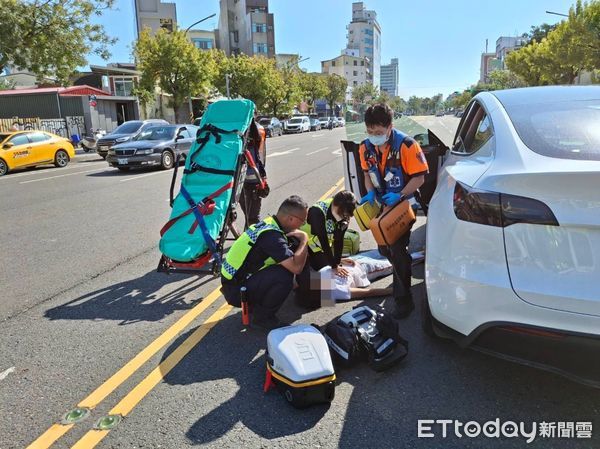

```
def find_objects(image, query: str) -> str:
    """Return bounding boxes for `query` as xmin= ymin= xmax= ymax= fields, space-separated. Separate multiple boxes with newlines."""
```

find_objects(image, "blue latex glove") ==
xmin=382 ymin=192 xmax=404 ymax=207
xmin=360 ymin=189 xmax=376 ymax=205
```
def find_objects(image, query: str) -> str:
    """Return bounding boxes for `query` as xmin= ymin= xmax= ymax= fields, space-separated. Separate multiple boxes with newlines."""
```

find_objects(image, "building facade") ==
xmin=188 ymin=30 xmax=217 ymax=50
xmin=134 ymin=0 xmax=177 ymax=36
xmin=496 ymin=36 xmax=526 ymax=65
xmin=217 ymin=0 xmax=275 ymax=57
xmin=380 ymin=58 xmax=398 ymax=97
xmin=346 ymin=2 xmax=381 ymax=88
xmin=322 ymin=54 xmax=368 ymax=101
xmin=480 ymin=36 xmax=527 ymax=82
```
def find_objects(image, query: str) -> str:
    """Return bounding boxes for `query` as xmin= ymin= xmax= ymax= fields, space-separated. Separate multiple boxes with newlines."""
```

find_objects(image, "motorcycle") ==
xmin=81 ymin=129 xmax=106 ymax=153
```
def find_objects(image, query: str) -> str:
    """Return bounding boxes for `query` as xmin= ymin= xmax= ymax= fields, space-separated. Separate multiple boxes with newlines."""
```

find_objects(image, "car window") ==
xmin=28 ymin=132 xmax=51 ymax=143
xmin=8 ymin=134 xmax=30 ymax=146
xmin=452 ymin=101 xmax=476 ymax=150
xmin=501 ymin=98 xmax=600 ymax=161
xmin=113 ymin=122 xmax=142 ymax=134
xmin=135 ymin=126 xmax=175 ymax=141
xmin=452 ymin=102 xmax=492 ymax=155
xmin=177 ymin=128 xmax=192 ymax=139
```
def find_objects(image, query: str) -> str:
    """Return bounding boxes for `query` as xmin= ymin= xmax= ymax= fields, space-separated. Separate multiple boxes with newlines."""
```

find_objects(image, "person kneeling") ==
xmin=220 ymin=196 xmax=309 ymax=331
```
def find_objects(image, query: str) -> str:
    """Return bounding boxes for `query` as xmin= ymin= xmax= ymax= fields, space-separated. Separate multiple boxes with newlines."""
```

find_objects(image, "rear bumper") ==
xmin=432 ymin=316 xmax=600 ymax=388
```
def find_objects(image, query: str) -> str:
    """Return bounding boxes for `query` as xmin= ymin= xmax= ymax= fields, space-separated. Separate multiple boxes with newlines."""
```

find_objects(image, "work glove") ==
xmin=359 ymin=189 xmax=376 ymax=205
xmin=382 ymin=192 xmax=404 ymax=207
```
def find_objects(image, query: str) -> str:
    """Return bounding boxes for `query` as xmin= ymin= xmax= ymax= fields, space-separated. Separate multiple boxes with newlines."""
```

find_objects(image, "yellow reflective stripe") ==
xmin=267 ymin=364 xmax=336 ymax=388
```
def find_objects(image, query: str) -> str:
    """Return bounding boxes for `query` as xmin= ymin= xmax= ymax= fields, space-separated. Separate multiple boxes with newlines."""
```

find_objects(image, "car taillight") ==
xmin=453 ymin=181 xmax=558 ymax=227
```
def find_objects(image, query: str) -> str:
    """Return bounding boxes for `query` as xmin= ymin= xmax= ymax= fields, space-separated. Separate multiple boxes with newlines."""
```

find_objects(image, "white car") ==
xmin=319 ymin=117 xmax=331 ymax=128
xmin=425 ymin=86 xmax=600 ymax=386
xmin=284 ymin=116 xmax=310 ymax=133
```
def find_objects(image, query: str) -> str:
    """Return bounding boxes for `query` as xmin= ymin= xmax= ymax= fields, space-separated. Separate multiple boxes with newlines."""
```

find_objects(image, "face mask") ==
xmin=367 ymin=133 xmax=388 ymax=146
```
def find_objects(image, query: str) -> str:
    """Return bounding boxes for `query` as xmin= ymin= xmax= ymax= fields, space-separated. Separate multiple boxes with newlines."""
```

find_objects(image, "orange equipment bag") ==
xmin=369 ymin=200 xmax=416 ymax=246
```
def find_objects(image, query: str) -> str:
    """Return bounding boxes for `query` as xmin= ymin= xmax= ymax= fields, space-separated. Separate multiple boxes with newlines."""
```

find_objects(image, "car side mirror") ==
xmin=413 ymin=133 xmax=430 ymax=147
xmin=3 ymin=142 xmax=14 ymax=149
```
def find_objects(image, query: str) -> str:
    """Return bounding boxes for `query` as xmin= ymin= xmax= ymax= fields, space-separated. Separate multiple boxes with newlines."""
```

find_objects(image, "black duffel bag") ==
xmin=322 ymin=305 xmax=408 ymax=372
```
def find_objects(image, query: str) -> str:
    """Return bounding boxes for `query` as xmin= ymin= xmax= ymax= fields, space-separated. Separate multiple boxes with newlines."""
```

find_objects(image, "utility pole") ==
xmin=225 ymin=74 xmax=231 ymax=98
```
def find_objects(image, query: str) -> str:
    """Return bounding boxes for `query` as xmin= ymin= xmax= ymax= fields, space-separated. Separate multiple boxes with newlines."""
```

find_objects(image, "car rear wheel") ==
xmin=54 ymin=150 xmax=69 ymax=168
xmin=161 ymin=150 xmax=174 ymax=170
xmin=0 ymin=159 xmax=8 ymax=176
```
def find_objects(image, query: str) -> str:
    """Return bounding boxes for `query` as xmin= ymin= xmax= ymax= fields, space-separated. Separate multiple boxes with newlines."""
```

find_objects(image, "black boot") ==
xmin=392 ymin=295 xmax=415 ymax=319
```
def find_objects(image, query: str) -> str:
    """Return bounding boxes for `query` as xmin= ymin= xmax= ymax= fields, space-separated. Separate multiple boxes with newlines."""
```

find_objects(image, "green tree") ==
xmin=373 ymin=90 xmax=390 ymax=105
xmin=388 ymin=96 xmax=407 ymax=114
xmin=263 ymin=61 xmax=287 ymax=116
xmin=351 ymin=82 xmax=378 ymax=105
xmin=449 ymin=91 xmax=472 ymax=110
xmin=276 ymin=56 xmax=304 ymax=116
xmin=0 ymin=0 xmax=116 ymax=85
xmin=135 ymin=28 xmax=216 ymax=123
xmin=407 ymin=96 xmax=422 ymax=114
xmin=324 ymin=74 xmax=347 ymax=115
xmin=506 ymin=0 xmax=600 ymax=85
xmin=212 ymin=53 xmax=287 ymax=114
xmin=300 ymin=72 xmax=327 ymax=114
xmin=522 ymin=23 xmax=558 ymax=45
xmin=487 ymin=70 xmax=527 ymax=89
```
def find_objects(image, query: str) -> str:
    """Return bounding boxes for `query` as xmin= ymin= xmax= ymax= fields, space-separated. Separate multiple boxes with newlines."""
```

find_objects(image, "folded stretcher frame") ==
xmin=157 ymin=99 xmax=260 ymax=276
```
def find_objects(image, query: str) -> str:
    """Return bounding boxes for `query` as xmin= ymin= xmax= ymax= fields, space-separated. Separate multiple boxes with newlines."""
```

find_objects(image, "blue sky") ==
xmin=89 ymin=0 xmax=573 ymax=98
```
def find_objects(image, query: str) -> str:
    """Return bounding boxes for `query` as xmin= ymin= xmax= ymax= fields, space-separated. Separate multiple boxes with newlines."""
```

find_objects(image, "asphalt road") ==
xmin=1 ymin=120 xmax=598 ymax=449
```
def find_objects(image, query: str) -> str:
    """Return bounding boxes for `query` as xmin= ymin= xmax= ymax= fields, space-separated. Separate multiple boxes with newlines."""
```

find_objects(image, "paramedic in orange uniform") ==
xmin=358 ymin=103 xmax=429 ymax=319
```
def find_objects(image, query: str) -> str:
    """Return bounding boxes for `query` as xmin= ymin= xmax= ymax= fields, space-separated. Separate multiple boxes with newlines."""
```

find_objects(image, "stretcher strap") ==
xmin=184 ymin=165 xmax=235 ymax=176
xmin=189 ymin=124 xmax=242 ymax=168
xmin=178 ymin=184 xmax=220 ymax=263
xmin=160 ymin=181 xmax=234 ymax=237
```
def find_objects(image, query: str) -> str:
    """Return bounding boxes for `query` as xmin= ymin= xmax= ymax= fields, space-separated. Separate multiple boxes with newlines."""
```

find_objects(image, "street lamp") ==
xmin=184 ymin=13 xmax=217 ymax=120
xmin=546 ymin=10 xmax=569 ymax=17
xmin=184 ymin=13 xmax=217 ymax=34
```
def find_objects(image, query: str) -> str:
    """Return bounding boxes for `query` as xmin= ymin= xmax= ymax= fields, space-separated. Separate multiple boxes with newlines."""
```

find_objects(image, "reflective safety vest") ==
xmin=300 ymin=198 xmax=335 ymax=253
xmin=362 ymin=128 xmax=410 ymax=195
xmin=221 ymin=215 xmax=286 ymax=281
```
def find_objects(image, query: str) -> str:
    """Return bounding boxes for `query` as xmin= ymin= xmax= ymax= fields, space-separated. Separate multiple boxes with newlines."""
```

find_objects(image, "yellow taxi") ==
xmin=0 ymin=130 xmax=76 ymax=176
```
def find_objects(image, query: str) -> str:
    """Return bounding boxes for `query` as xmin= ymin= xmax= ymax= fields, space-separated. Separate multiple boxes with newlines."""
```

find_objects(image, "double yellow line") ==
xmin=28 ymin=176 xmax=345 ymax=449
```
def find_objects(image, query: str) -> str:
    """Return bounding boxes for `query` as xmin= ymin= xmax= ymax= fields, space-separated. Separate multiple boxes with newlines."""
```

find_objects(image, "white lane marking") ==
xmin=0 ymin=367 xmax=15 ymax=381
xmin=332 ymin=149 xmax=342 ymax=156
xmin=119 ymin=170 xmax=172 ymax=183
xmin=311 ymin=134 xmax=324 ymax=138
xmin=269 ymin=147 xmax=300 ymax=158
xmin=306 ymin=147 xmax=329 ymax=156
xmin=19 ymin=167 xmax=107 ymax=184
xmin=1 ymin=161 xmax=107 ymax=181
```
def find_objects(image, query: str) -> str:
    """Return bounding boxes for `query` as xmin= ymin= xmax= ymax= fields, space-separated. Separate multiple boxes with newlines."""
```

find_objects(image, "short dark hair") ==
xmin=332 ymin=190 xmax=357 ymax=216
xmin=364 ymin=103 xmax=393 ymax=127
xmin=278 ymin=195 xmax=308 ymax=215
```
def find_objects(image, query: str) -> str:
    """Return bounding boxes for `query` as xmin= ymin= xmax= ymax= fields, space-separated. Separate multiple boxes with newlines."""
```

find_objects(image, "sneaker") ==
xmin=392 ymin=295 xmax=415 ymax=319
xmin=250 ymin=314 xmax=289 ymax=332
